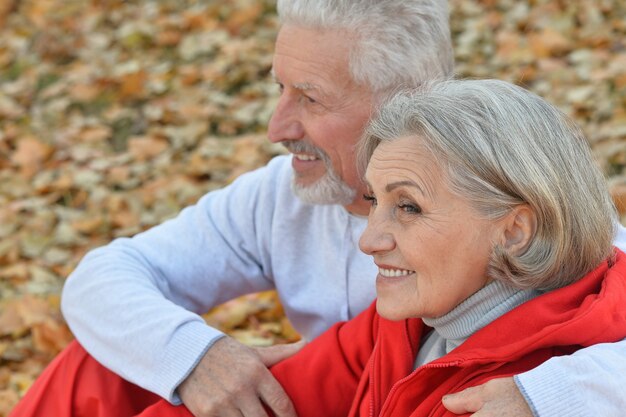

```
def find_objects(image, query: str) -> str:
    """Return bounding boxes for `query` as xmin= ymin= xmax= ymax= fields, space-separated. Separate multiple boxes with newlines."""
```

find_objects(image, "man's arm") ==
xmin=61 ymin=158 xmax=288 ymax=404
xmin=516 ymin=340 xmax=626 ymax=417
xmin=444 ymin=340 xmax=626 ymax=417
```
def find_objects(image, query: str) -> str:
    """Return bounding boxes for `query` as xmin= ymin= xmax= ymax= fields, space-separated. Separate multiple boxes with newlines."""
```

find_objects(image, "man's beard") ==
xmin=283 ymin=141 xmax=356 ymax=206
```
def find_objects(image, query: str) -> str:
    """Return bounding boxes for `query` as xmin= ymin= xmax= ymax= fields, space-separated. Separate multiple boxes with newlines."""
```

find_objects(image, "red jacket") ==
xmin=270 ymin=249 xmax=626 ymax=417
xmin=74 ymin=249 xmax=626 ymax=417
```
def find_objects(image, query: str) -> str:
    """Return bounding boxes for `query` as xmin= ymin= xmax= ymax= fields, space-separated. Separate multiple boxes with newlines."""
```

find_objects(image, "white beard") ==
xmin=291 ymin=164 xmax=356 ymax=205
xmin=283 ymin=140 xmax=356 ymax=206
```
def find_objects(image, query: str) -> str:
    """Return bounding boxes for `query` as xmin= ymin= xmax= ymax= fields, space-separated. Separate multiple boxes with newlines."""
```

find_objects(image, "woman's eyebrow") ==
xmin=386 ymin=180 xmax=428 ymax=197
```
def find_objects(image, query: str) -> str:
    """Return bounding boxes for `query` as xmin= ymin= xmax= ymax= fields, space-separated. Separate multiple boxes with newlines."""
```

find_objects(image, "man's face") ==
xmin=268 ymin=24 xmax=374 ymax=214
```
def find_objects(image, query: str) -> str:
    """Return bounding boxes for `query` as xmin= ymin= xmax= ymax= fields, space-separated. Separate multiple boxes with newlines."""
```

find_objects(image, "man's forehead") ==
xmin=271 ymin=69 xmax=316 ymax=87
xmin=270 ymin=67 xmax=333 ymax=99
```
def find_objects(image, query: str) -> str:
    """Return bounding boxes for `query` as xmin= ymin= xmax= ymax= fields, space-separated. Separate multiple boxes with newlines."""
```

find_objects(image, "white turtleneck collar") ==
xmin=414 ymin=280 xmax=542 ymax=369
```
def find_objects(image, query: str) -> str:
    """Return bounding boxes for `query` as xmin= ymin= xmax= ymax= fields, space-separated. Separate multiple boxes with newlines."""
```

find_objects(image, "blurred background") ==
xmin=0 ymin=0 xmax=625 ymax=413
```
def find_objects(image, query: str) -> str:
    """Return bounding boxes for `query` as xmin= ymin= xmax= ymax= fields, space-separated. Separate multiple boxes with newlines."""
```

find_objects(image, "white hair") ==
xmin=276 ymin=0 xmax=454 ymax=94
xmin=359 ymin=79 xmax=617 ymax=290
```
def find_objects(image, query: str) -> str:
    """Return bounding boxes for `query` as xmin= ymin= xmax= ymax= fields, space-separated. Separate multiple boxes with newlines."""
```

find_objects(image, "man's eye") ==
xmin=277 ymin=83 xmax=284 ymax=93
xmin=303 ymin=95 xmax=317 ymax=104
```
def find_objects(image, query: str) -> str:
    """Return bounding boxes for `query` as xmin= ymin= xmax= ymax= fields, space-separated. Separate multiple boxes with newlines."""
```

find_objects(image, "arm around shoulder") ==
xmin=515 ymin=339 xmax=626 ymax=417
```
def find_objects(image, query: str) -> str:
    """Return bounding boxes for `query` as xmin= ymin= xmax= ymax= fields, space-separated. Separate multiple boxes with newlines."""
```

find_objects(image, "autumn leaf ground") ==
xmin=1 ymin=0 xmax=625 ymax=414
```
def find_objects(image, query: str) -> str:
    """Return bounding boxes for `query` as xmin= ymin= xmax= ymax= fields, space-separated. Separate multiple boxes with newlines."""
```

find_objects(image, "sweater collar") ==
xmin=422 ymin=280 xmax=540 ymax=354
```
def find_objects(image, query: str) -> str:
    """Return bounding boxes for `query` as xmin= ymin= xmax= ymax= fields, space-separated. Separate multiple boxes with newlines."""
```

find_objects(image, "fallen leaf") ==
xmin=119 ymin=70 xmax=148 ymax=100
xmin=128 ymin=136 xmax=169 ymax=161
xmin=528 ymin=28 xmax=571 ymax=58
xmin=10 ymin=137 xmax=54 ymax=179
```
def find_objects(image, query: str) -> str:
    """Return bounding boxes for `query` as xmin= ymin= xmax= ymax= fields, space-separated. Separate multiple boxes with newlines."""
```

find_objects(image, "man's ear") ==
xmin=499 ymin=204 xmax=537 ymax=255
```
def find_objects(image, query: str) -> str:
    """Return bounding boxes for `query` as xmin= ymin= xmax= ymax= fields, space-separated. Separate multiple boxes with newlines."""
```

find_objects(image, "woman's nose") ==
xmin=359 ymin=216 xmax=395 ymax=255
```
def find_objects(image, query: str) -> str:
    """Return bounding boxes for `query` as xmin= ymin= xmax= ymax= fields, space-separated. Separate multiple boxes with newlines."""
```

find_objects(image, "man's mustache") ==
xmin=282 ymin=140 xmax=326 ymax=160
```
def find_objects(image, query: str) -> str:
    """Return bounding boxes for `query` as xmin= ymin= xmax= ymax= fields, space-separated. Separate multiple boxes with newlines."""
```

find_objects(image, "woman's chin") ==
xmin=375 ymin=298 xmax=411 ymax=321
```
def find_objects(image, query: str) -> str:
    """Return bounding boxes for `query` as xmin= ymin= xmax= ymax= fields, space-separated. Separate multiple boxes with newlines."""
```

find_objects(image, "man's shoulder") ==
xmin=221 ymin=155 xmax=291 ymax=197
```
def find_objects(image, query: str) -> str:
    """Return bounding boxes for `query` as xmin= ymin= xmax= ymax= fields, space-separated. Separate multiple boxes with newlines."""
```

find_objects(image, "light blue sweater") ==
xmin=62 ymin=155 xmax=626 ymax=415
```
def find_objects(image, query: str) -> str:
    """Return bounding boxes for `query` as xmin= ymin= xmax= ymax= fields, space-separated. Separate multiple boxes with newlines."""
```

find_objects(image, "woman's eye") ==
xmin=363 ymin=194 xmax=377 ymax=206
xmin=399 ymin=203 xmax=421 ymax=214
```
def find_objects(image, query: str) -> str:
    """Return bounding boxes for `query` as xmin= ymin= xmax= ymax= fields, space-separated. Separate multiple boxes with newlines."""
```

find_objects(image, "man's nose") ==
xmin=268 ymin=95 xmax=305 ymax=143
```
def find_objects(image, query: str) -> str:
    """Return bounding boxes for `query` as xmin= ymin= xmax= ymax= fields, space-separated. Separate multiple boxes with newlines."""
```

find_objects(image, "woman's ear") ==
xmin=500 ymin=204 xmax=537 ymax=255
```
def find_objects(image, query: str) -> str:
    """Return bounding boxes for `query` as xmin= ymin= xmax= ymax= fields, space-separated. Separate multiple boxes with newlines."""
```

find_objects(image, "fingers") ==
xmin=442 ymin=377 xmax=534 ymax=417
xmin=178 ymin=337 xmax=298 ymax=417
xmin=255 ymin=340 xmax=307 ymax=366
xmin=442 ymin=385 xmax=485 ymax=414
xmin=257 ymin=369 xmax=297 ymax=417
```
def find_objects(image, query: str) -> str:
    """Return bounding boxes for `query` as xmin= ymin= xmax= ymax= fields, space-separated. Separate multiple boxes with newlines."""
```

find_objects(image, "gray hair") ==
xmin=359 ymin=79 xmax=617 ymax=290
xmin=276 ymin=0 xmax=454 ymax=94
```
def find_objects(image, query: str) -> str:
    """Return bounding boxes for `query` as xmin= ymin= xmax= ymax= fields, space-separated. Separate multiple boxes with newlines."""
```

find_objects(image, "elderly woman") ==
xmin=12 ymin=79 xmax=626 ymax=417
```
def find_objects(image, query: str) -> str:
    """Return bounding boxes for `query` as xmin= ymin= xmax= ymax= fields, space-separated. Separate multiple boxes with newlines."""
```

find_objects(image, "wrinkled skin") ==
xmin=178 ymin=337 xmax=305 ymax=417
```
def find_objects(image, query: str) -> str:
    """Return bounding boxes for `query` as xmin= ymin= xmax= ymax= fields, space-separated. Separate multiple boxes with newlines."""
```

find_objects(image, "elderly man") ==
xmin=12 ymin=1 xmax=626 ymax=417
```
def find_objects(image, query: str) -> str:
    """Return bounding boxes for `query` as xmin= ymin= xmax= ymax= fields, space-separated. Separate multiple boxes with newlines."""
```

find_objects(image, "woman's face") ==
xmin=359 ymin=136 xmax=505 ymax=320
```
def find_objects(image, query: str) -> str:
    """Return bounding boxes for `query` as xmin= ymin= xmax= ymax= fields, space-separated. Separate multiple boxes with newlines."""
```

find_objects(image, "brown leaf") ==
xmin=528 ymin=28 xmax=571 ymax=58
xmin=68 ymin=83 xmax=103 ymax=103
xmin=119 ymin=71 xmax=148 ymax=100
xmin=611 ymin=183 xmax=626 ymax=216
xmin=128 ymin=136 xmax=169 ymax=161
xmin=15 ymin=295 xmax=53 ymax=327
xmin=110 ymin=208 xmax=140 ymax=229
xmin=23 ymin=0 xmax=58 ymax=28
xmin=156 ymin=29 xmax=183 ymax=47
xmin=225 ymin=3 xmax=264 ymax=35
xmin=10 ymin=137 xmax=54 ymax=179
xmin=0 ymin=263 xmax=29 ymax=282
xmin=0 ymin=302 xmax=26 ymax=338
xmin=228 ymin=135 xmax=268 ymax=181
xmin=71 ymin=216 xmax=105 ymax=235
xmin=80 ymin=126 xmax=112 ymax=143
xmin=31 ymin=321 xmax=73 ymax=356
xmin=0 ymin=0 xmax=15 ymax=27
xmin=0 ymin=389 xmax=19 ymax=417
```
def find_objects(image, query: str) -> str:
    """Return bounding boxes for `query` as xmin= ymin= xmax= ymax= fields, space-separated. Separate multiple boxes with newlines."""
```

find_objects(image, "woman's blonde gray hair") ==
xmin=276 ymin=0 xmax=454 ymax=94
xmin=359 ymin=79 xmax=617 ymax=290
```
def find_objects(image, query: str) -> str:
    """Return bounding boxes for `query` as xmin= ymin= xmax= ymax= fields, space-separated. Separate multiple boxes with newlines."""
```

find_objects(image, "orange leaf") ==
xmin=119 ymin=71 xmax=148 ymax=100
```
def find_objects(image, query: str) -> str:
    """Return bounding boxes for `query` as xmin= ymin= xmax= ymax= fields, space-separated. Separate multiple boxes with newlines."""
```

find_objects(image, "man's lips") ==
xmin=291 ymin=153 xmax=323 ymax=173
xmin=292 ymin=153 xmax=319 ymax=162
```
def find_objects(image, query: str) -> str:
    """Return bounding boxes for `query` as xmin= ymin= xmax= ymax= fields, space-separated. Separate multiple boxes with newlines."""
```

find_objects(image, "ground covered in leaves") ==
xmin=1 ymin=0 xmax=625 ymax=414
